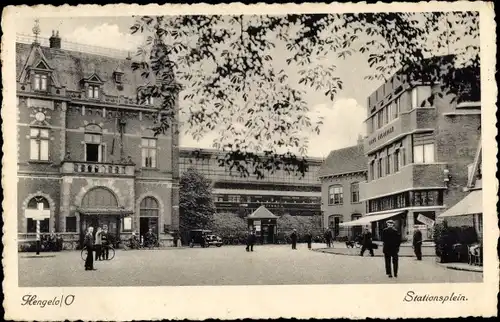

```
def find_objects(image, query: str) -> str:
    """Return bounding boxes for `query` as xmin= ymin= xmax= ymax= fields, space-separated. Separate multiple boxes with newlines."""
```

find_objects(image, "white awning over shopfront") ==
xmin=438 ymin=190 xmax=482 ymax=217
xmin=339 ymin=211 xmax=404 ymax=227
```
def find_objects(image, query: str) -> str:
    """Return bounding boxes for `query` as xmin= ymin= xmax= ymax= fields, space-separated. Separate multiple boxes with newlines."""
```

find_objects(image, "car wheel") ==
xmin=217 ymin=244 xmax=222 ymax=247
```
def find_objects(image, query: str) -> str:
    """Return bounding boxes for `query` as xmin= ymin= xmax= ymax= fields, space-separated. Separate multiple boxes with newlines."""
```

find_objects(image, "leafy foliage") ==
xmin=277 ymin=214 xmax=321 ymax=236
xmin=179 ymin=168 xmax=216 ymax=230
xmin=210 ymin=212 xmax=247 ymax=235
xmin=130 ymin=12 xmax=479 ymax=177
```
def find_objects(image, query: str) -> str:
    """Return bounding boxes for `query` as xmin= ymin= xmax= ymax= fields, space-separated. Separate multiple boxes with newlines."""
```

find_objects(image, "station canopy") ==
xmin=339 ymin=211 xmax=404 ymax=227
xmin=438 ymin=189 xmax=482 ymax=217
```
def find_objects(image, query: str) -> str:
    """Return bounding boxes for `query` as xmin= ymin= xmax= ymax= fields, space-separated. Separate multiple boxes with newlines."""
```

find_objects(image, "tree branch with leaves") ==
xmin=130 ymin=12 xmax=479 ymax=178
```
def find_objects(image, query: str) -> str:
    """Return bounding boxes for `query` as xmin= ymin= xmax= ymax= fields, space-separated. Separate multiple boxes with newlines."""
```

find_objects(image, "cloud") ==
xmin=179 ymin=132 xmax=218 ymax=150
xmin=64 ymin=23 xmax=142 ymax=52
xmin=307 ymin=98 xmax=366 ymax=158
xmin=179 ymin=98 xmax=366 ymax=158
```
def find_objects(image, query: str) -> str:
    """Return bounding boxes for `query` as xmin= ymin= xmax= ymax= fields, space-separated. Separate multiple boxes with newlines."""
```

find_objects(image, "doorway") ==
xmin=140 ymin=217 xmax=159 ymax=240
xmin=79 ymin=215 xmax=120 ymax=247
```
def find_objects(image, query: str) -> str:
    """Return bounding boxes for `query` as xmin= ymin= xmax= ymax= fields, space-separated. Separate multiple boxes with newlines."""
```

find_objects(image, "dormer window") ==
xmin=82 ymin=73 xmax=104 ymax=99
xmin=88 ymin=85 xmax=100 ymax=99
xmin=115 ymin=73 xmax=123 ymax=83
xmin=146 ymin=96 xmax=154 ymax=105
xmin=34 ymin=73 xmax=48 ymax=91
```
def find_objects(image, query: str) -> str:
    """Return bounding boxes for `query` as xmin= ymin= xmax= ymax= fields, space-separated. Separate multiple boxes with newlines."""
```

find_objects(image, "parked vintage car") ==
xmin=205 ymin=234 xmax=223 ymax=247
xmin=188 ymin=229 xmax=212 ymax=248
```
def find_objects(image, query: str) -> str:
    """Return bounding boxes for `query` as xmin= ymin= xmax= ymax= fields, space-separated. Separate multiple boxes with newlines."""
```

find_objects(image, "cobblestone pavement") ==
xmin=18 ymin=244 xmax=482 ymax=287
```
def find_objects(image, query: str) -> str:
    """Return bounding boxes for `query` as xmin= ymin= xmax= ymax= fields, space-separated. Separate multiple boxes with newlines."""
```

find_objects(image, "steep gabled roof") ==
xmin=16 ymin=42 xmax=175 ymax=99
xmin=318 ymin=144 xmax=367 ymax=178
xmin=247 ymin=206 xmax=278 ymax=219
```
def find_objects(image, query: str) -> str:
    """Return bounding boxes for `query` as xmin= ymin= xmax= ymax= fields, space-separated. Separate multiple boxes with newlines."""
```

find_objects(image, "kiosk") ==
xmin=246 ymin=206 xmax=278 ymax=244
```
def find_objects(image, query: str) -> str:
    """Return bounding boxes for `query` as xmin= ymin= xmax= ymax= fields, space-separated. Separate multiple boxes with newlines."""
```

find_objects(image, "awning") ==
xmin=339 ymin=211 xmax=404 ymax=227
xmin=438 ymin=190 xmax=482 ymax=217
xmin=77 ymin=207 xmax=134 ymax=217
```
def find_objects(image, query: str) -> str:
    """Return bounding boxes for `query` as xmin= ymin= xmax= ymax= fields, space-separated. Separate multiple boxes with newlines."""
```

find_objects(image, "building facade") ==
xmin=179 ymin=148 xmax=323 ymax=218
xmin=438 ymin=136 xmax=482 ymax=238
xmin=318 ymin=143 xmax=367 ymax=238
xmin=16 ymin=33 xmax=180 ymax=246
xmin=358 ymin=59 xmax=481 ymax=241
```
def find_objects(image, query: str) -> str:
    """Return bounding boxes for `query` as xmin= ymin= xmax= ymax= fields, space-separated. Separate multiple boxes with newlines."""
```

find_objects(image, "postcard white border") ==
xmin=2 ymin=2 xmax=498 ymax=320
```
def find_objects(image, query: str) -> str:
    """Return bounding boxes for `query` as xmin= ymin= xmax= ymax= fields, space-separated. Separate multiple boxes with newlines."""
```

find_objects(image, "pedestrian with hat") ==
xmin=382 ymin=220 xmax=401 ymax=278
xmin=290 ymin=229 xmax=298 ymax=250
xmin=413 ymin=227 xmax=423 ymax=260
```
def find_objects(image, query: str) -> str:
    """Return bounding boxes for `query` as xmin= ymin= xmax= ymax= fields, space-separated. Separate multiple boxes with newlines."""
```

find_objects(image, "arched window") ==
xmin=140 ymin=197 xmax=159 ymax=217
xmin=26 ymin=196 xmax=50 ymax=233
xmin=82 ymin=187 xmax=118 ymax=208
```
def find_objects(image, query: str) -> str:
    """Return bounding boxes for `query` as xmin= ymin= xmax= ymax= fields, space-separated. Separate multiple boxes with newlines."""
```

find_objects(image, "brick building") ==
xmin=16 ymin=32 xmax=180 ymax=246
xmin=347 ymin=58 xmax=481 ymax=241
xmin=318 ymin=141 xmax=367 ymax=239
xmin=438 ymin=135 xmax=482 ymax=238
xmin=179 ymin=148 xmax=323 ymax=218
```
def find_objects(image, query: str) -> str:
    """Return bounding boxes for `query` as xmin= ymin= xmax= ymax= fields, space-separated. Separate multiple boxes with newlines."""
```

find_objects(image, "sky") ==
xmin=16 ymin=15 xmax=475 ymax=158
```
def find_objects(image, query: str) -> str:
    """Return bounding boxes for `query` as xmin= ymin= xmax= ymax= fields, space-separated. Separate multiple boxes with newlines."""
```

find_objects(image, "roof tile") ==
xmin=318 ymin=144 xmax=367 ymax=177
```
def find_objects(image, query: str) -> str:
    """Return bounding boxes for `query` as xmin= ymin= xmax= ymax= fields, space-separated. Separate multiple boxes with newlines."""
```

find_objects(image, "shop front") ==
xmin=340 ymin=210 xmax=405 ymax=240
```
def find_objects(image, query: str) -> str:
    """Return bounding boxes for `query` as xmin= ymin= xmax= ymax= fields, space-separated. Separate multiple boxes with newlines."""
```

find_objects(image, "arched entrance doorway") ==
xmin=78 ymin=187 xmax=132 ymax=246
xmin=139 ymin=197 xmax=160 ymax=240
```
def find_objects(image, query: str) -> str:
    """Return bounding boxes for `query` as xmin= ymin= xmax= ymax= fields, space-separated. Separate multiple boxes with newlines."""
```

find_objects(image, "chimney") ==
xmin=357 ymin=134 xmax=364 ymax=146
xmin=49 ymin=30 xmax=61 ymax=49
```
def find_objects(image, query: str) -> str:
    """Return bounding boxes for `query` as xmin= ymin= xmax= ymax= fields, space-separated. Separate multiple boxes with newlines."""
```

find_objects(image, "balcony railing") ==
xmin=61 ymin=161 xmax=135 ymax=176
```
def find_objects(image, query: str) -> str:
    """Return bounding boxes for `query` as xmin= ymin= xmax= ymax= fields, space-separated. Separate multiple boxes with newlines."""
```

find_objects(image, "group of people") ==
xmin=40 ymin=230 xmax=64 ymax=252
xmin=83 ymin=225 xmax=111 ymax=271
xmin=128 ymin=228 xmax=157 ymax=249
xmin=245 ymin=228 xmax=314 ymax=251
xmin=291 ymin=229 xmax=314 ymax=250
xmin=356 ymin=220 xmax=424 ymax=278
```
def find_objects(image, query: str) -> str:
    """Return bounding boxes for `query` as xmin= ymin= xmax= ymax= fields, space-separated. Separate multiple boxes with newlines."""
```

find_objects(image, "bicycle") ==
xmin=122 ymin=238 xmax=142 ymax=250
xmin=81 ymin=244 xmax=115 ymax=261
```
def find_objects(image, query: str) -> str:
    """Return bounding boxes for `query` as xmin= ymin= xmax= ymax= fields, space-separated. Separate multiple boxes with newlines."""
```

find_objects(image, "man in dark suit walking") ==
xmin=413 ymin=227 xmax=423 ymax=260
xmin=246 ymin=229 xmax=256 ymax=252
xmin=290 ymin=229 xmax=298 ymax=250
xmin=382 ymin=220 xmax=401 ymax=278
xmin=324 ymin=228 xmax=332 ymax=248
xmin=84 ymin=226 xmax=96 ymax=271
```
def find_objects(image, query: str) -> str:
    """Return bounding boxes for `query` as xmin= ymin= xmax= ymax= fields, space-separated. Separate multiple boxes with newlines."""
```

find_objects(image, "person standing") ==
xmin=382 ymin=220 xmax=401 ymax=278
xmin=84 ymin=227 xmax=96 ymax=271
xmin=360 ymin=228 xmax=374 ymax=257
xmin=101 ymin=225 xmax=109 ymax=260
xmin=145 ymin=228 xmax=157 ymax=248
xmin=305 ymin=231 xmax=312 ymax=250
xmin=245 ymin=229 xmax=255 ymax=252
xmin=95 ymin=227 xmax=103 ymax=261
xmin=290 ymin=229 xmax=298 ymax=250
xmin=413 ymin=227 xmax=423 ymax=260
xmin=324 ymin=228 xmax=332 ymax=248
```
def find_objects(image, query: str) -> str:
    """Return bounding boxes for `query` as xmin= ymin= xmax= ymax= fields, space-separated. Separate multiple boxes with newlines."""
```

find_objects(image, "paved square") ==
xmin=18 ymin=244 xmax=481 ymax=287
